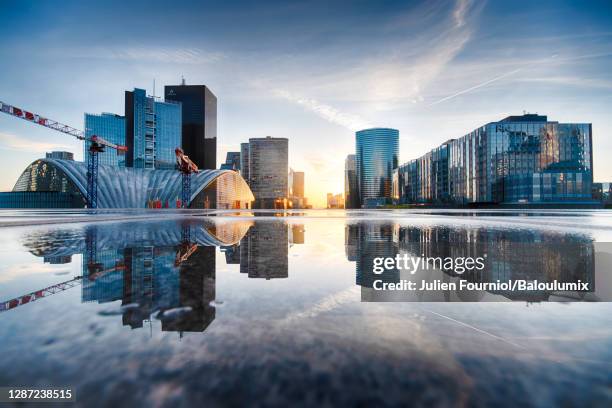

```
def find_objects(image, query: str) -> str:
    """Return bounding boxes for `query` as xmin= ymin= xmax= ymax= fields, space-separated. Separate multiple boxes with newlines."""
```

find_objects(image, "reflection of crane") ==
xmin=175 ymin=147 xmax=199 ymax=208
xmin=0 ymin=100 xmax=128 ymax=208
xmin=0 ymin=276 xmax=82 ymax=313
xmin=175 ymin=223 xmax=198 ymax=266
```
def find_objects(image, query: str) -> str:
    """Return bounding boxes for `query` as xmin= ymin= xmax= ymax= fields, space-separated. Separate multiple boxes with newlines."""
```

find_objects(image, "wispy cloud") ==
xmin=0 ymin=132 xmax=72 ymax=152
xmin=63 ymin=46 xmax=225 ymax=64
xmin=273 ymin=89 xmax=372 ymax=131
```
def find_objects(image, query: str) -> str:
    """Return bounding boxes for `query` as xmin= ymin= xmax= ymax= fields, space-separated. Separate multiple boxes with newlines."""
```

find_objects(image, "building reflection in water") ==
xmin=21 ymin=219 xmax=302 ymax=333
xmin=345 ymin=222 xmax=596 ymax=302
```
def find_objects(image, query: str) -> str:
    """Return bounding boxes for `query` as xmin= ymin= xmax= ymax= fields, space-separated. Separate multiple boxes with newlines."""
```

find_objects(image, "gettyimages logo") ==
xmin=372 ymin=254 xmax=486 ymax=275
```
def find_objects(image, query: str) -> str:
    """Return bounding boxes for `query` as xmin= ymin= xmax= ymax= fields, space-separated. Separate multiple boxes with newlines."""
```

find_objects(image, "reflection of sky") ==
xmin=1 ymin=1 xmax=612 ymax=206
xmin=0 ymin=214 xmax=611 ymax=405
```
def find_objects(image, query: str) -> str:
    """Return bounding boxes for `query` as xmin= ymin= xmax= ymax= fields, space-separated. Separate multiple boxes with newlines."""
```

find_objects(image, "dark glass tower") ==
xmin=164 ymin=84 xmax=217 ymax=170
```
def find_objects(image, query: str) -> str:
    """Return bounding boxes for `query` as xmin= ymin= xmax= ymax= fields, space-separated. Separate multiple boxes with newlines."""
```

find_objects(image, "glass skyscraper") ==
xmin=245 ymin=137 xmax=288 ymax=209
xmin=396 ymin=114 xmax=593 ymax=205
xmin=125 ymin=88 xmax=181 ymax=169
xmin=355 ymin=128 xmax=399 ymax=207
xmin=84 ymin=113 xmax=126 ymax=167
xmin=164 ymin=84 xmax=217 ymax=170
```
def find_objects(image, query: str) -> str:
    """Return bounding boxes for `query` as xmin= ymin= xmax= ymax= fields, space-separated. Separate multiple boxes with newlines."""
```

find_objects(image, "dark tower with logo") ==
xmin=164 ymin=82 xmax=217 ymax=170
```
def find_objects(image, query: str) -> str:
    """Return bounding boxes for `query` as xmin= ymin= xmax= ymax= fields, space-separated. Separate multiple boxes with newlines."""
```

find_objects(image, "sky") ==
xmin=0 ymin=0 xmax=611 ymax=207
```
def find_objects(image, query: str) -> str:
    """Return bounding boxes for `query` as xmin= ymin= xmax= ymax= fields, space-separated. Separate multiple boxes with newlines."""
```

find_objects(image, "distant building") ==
xmin=84 ymin=113 xmax=125 ymax=167
xmin=344 ymin=154 xmax=359 ymax=209
xmin=46 ymin=151 xmax=74 ymax=161
xmin=327 ymin=193 xmax=344 ymax=209
xmin=125 ymin=88 xmax=181 ymax=170
xmin=246 ymin=137 xmax=289 ymax=209
xmin=220 ymin=151 xmax=241 ymax=170
xmin=164 ymin=83 xmax=217 ymax=170
xmin=395 ymin=114 xmax=594 ymax=205
xmin=288 ymin=168 xmax=305 ymax=208
xmin=356 ymin=128 xmax=399 ymax=208
xmin=240 ymin=142 xmax=250 ymax=181
xmin=593 ymin=183 xmax=612 ymax=204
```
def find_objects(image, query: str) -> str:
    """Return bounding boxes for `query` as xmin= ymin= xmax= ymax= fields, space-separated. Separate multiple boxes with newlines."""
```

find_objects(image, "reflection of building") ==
xmin=395 ymin=114 xmax=594 ymax=205
xmin=84 ymin=113 xmax=126 ymax=167
xmin=345 ymin=221 xmax=595 ymax=301
xmin=239 ymin=222 xmax=288 ymax=279
xmin=8 ymin=159 xmax=254 ymax=209
xmin=327 ymin=193 xmax=344 ymax=209
xmin=356 ymin=128 xmax=399 ymax=208
xmin=125 ymin=88 xmax=182 ymax=170
xmin=345 ymin=223 xmax=400 ymax=288
xmin=164 ymin=83 xmax=217 ymax=170
xmin=289 ymin=224 xmax=305 ymax=244
xmin=244 ymin=137 xmax=289 ymax=209
xmin=23 ymin=220 xmax=252 ymax=334
xmin=221 ymin=152 xmax=241 ymax=171
xmin=46 ymin=151 xmax=74 ymax=161
xmin=344 ymin=154 xmax=359 ymax=209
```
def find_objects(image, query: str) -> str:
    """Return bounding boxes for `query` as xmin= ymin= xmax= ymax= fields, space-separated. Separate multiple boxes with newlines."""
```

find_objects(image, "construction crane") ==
xmin=0 ymin=100 xmax=128 ymax=208
xmin=0 ymin=276 xmax=83 ymax=313
xmin=175 ymin=147 xmax=199 ymax=208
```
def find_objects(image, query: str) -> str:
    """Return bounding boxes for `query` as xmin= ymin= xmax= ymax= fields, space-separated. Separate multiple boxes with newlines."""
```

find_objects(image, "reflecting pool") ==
xmin=0 ymin=210 xmax=611 ymax=407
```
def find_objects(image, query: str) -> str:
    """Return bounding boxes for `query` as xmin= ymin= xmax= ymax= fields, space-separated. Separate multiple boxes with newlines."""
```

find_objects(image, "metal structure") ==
xmin=0 ymin=276 xmax=83 ymax=313
xmin=0 ymin=100 xmax=127 ymax=208
xmin=175 ymin=147 xmax=199 ymax=208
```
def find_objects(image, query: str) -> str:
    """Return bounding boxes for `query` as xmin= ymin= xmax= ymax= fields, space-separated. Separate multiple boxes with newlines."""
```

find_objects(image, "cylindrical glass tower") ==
xmin=355 ymin=128 xmax=399 ymax=208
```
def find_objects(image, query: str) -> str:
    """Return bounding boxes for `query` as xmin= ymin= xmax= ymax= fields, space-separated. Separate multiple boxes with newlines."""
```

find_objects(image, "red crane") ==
xmin=0 ymin=100 xmax=128 ymax=208
xmin=0 ymin=276 xmax=83 ymax=313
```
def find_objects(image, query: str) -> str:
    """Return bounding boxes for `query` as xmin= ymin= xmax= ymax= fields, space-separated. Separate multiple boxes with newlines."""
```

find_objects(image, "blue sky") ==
xmin=1 ymin=0 xmax=611 ymax=206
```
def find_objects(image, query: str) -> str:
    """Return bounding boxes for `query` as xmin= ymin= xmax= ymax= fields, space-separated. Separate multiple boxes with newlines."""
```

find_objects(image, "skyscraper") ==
xmin=84 ymin=113 xmax=126 ymax=167
xmin=355 ymin=128 xmax=399 ymax=207
xmin=344 ymin=154 xmax=359 ymax=208
xmin=164 ymin=84 xmax=217 ymax=170
xmin=125 ymin=88 xmax=181 ymax=169
xmin=247 ymin=137 xmax=288 ymax=209
xmin=46 ymin=151 xmax=74 ymax=161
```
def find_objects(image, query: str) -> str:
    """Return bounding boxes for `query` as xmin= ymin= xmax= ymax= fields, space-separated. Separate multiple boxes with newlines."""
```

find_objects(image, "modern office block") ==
xmin=355 ymin=128 xmax=399 ymax=207
xmin=46 ymin=151 xmax=74 ymax=161
xmin=344 ymin=154 xmax=359 ymax=209
xmin=247 ymin=137 xmax=289 ymax=209
xmin=125 ymin=88 xmax=181 ymax=169
xmin=396 ymin=114 xmax=593 ymax=205
xmin=84 ymin=113 xmax=126 ymax=167
xmin=240 ymin=142 xmax=250 ymax=181
xmin=289 ymin=168 xmax=304 ymax=198
xmin=220 ymin=151 xmax=241 ymax=170
xmin=164 ymin=84 xmax=217 ymax=170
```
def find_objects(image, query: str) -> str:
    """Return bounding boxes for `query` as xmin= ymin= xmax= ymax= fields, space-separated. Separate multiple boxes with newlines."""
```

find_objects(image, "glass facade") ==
xmin=164 ymin=84 xmax=217 ymax=170
xmin=84 ymin=113 xmax=126 ymax=167
xmin=125 ymin=88 xmax=181 ymax=169
xmin=396 ymin=115 xmax=593 ymax=205
xmin=355 ymin=128 xmax=399 ymax=207
xmin=7 ymin=158 xmax=253 ymax=209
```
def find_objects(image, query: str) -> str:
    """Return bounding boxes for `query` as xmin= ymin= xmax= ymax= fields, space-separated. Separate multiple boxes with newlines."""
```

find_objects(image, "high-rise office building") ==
xmin=220 ymin=151 xmax=241 ymax=170
xmin=344 ymin=154 xmax=359 ymax=209
xmin=125 ymin=88 xmax=181 ymax=169
xmin=46 ymin=151 xmax=74 ymax=161
xmin=355 ymin=128 xmax=399 ymax=207
xmin=84 ymin=113 xmax=126 ymax=167
xmin=164 ymin=84 xmax=217 ymax=170
xmin=247 ymin=137 xmax=289 ymax=209
xmin=395 ymin=114 xmax=594 ymax=205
